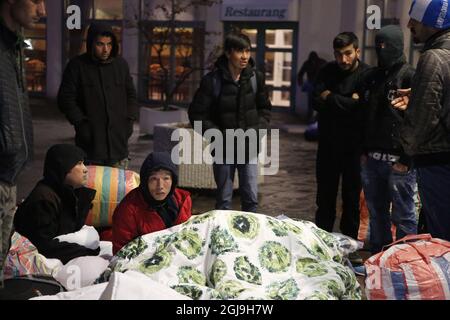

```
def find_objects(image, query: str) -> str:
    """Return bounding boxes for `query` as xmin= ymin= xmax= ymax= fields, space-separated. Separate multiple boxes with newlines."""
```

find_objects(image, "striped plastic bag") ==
xmin=4 ymin=233 xmax=60 ymax=279
xmin=365 ymin=234 xmax=450 ymax=300
xmin=85 ymin=166 xmax=140 ymax=228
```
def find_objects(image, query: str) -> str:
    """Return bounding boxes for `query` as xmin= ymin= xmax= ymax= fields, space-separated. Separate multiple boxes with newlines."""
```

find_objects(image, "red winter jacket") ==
xmin=112 ymin=188 xmax=192 ymax=254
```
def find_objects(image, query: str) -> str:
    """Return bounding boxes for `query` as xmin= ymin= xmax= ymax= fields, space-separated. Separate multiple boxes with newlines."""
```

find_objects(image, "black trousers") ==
xmin=315 ymin=142 xmax=361 ymax=239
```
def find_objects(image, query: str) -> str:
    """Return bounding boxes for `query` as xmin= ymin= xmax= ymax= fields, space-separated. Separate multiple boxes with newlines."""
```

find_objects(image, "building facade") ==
xmin=32 ymin=0 xmax=416 ymax=118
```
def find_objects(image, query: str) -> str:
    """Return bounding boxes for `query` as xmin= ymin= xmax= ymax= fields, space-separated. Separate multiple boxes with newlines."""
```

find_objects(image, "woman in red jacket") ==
xmin=112 ymin=152 xmax=192 ymax=254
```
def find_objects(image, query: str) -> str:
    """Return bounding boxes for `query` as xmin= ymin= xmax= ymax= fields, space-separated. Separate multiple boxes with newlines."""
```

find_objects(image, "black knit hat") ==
xmin=43 ymin=144 xmax=86 ymax=186
xmin=139 ymin=152 xmax=178 ymax=203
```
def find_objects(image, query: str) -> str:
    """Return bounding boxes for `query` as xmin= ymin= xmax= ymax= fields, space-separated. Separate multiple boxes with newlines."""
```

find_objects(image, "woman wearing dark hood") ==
xmin=112 ymin=152 xmax=192 ymax=254
xmin=14 ymin=144 xmax=100 ymax=264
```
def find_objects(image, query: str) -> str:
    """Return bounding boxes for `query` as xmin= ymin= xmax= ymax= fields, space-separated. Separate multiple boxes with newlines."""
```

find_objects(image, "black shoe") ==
xmin=348 ymin=251 xmax=363 ymax=266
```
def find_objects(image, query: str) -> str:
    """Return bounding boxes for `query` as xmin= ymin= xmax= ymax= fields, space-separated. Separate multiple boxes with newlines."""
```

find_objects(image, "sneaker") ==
xmin=352 ymin=265 xmax=366 ymax=277
xmin=348 ymin=251 xmax=364 ymax=266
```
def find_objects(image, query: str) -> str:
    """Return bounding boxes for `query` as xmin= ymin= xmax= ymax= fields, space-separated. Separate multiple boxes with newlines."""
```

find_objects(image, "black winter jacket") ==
xmin=0 ymin=22 xmax=33 ymax=185
xmin=400 ymin=29 xmax=450 ymax=167
xmin=359 ymin=62 xmax=415 ymax=166
xmin=14 ymin=182 xmax=98 ymax=264
xmin=313 ymin=61 xmax=369 ymax=151
xmin=14 ymin=146 xmax=99 ymax=264
xmin=58 ymin=22 xmax=137 ymax=163
xmin=188 ymin=55 xmax=272 ymax=162
xmin=189 ymin=55 xmax=271 ymax=132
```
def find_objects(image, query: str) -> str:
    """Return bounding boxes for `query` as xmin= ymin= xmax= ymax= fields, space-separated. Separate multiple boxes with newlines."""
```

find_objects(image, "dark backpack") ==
xmin=0 ymin=275 xmax=65 ymax=300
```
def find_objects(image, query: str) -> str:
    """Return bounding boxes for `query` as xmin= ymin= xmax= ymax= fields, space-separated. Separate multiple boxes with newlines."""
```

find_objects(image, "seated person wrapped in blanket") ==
xmin=100 ymin=210 xmax=362 ymax=300
xmin=14 ymin=144 xmax=100 ymax=264
xmin=112 ymin=152 xmax=192 ymax=254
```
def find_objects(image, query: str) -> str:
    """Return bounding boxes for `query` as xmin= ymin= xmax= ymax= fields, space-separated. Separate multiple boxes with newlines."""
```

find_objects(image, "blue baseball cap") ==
xmin=409 ymin=0 xmax=450 ymax=29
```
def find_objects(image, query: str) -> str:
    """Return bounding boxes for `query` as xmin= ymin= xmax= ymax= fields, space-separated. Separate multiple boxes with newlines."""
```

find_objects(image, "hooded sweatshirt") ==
xmin=58 ymin=22 xmax=138 ymax=163
xmin=358 ymin=25 xmax=415 ymax=166
xmin=14 ymin=145 xmax=99 ymax=264
xmin=112 ymin=152 xmax=192 ymax=254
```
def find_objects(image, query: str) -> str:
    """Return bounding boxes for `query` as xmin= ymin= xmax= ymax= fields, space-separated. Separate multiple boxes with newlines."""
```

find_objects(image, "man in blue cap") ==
xmin=392 ymin=0 xmax=450 ymax=241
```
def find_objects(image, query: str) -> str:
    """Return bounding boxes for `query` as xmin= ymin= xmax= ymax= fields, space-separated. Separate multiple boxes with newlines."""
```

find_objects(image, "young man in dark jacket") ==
xmin=58 ymin=22 xmax=137 ymax=169
xmin=358 ymin=25 xmax=417 ymax=253
xmin=313 ymin=32 xmax=369 ymax=242
xmin=112 ymin=152 xmax=192 ymax=254
xmin=14 ymin=144 xmax=100 ymax=264
xmin=393 ymin=0 xmax=450 ymax=241
xmin=0 ymin=0 xmax=46 ymax=288
xmin=188 ymin=32 xmax=272 ymax=213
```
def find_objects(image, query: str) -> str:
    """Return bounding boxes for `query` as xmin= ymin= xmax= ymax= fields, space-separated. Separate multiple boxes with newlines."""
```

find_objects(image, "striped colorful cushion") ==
xmin=85 ymin=166 xmax=140 ymax=228
xmin=365 ymin=234 xmax=450 ymax=300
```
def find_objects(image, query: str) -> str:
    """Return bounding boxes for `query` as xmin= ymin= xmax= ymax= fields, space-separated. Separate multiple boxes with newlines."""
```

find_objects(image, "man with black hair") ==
xmin=112 ymin=152 xmax=192 ymax=254
xmin=313 ymin=32 xmax=369 ymax=245
xmin=189 ymin=32 xmax=272 ymax=213
xmin=58 ymin=22 xmax=137 ymax=169
xmin=358 ymin=25 xmax=417 ymax=254
xmin=13 ymin=144 xmax=100 ymax=264
xmin=0 ymin=0 xmax=46 ymax=288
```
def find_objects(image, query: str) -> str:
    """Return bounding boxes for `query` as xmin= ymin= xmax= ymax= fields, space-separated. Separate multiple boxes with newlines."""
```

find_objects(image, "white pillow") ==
xmin=54 ymin=256 xmax=109 ymax=291
xmin=55 ymin=225 xmax=100 ymax=250
xmin=100 ymin=271 xmax=192 ymax=300
xmin=99 ymin=241 xmax=113 ymax=260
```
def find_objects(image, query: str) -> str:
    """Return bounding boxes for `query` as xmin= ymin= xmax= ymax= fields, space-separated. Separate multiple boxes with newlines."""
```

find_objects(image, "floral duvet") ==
xmin=99 ymin=211 xmax=361 ymax=300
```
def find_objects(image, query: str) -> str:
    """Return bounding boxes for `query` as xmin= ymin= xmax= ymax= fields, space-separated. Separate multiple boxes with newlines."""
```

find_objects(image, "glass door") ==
xmin=224 ymin=22 xmax=298 ymax=111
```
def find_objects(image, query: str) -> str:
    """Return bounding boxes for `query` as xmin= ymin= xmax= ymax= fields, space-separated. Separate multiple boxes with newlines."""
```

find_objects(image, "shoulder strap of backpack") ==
xmin=250 ymin=71 xmax=258 ymax=94
xmin=212 ymin=70 xmax=222 ymax=100
xmin=212 ymin=69 xmax=258 ymax=100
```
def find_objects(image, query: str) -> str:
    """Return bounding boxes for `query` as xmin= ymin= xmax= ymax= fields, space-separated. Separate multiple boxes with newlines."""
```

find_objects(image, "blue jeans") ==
xmin=361 ymin=158 xmax=417 ymax=253
xmin=213 ymin=164 xmax=258 ymax=213
xmin=417 ymin=164 xmax=450 ymax=241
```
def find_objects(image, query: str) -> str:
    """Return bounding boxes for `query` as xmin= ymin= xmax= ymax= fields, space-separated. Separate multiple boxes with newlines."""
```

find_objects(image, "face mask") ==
xmin=376 ymin=44 xmax=401 ymax=68
xmin=375 ymin=25 xmax=404 ymax=69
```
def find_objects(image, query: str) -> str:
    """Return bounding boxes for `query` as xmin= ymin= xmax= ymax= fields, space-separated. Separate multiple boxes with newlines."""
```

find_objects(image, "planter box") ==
xmin=154 ymin=122 xmax=264 ymax=189
xmin=139 ymin=106 xmax=189 ymax=135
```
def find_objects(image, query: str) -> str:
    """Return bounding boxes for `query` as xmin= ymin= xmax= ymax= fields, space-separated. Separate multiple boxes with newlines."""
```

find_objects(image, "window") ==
xmin=63 ymin=0 xmax=123 ymax=61
xmin=139 ymin=22 xmax=205 ymax=105
xmin=242 ymin=27 xmax=294 ymax=108
xmin=24 ymin=19 xmax=46 ymax=94
xmin=93 ymin=0 xmax=123 ymax=20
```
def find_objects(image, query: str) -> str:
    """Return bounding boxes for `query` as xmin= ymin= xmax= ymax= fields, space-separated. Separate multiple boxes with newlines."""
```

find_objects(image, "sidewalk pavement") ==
xmin=17 ymin=98 xmax=320 ymax=223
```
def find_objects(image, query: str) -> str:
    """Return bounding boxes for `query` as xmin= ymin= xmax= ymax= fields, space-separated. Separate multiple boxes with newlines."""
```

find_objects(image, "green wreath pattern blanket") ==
xmin=98 ymin=211 xmax=361 ymax=300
